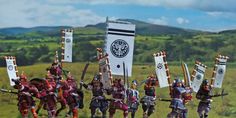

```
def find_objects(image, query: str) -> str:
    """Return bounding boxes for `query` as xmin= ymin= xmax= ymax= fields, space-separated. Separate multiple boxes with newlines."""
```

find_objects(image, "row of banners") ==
xmin=5 ymin=19 xmax=228 ymax=92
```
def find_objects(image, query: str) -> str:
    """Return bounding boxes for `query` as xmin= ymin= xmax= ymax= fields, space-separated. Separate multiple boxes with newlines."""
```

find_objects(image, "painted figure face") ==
xmin=176 ymin=82 xmax=182 ymax=87
xmin=131 ymin=80 xmax=137 ymax=89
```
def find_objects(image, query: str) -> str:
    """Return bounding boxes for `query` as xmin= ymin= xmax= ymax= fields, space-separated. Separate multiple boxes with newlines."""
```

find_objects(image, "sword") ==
xmin=80 ymin=62 xmax=90 ymax=90
xmin=0 ymin=88 xmax=18 ymax=94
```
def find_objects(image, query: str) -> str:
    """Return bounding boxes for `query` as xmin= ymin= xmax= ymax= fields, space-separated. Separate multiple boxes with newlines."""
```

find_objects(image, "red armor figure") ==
xmin=108 ymin=78 xmax=128 ymax=118
xmin=13 ymin=73 xmax=39 ymax=118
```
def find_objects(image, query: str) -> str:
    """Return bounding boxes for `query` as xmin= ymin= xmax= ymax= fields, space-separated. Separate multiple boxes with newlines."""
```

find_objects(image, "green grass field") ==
xmin=0 ymin=62 xmax=236 ymax=118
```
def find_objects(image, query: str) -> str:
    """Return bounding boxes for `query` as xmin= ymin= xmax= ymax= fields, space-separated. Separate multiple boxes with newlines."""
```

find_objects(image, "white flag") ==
xmin=191 ymin=62 xmax=207 ymax=92
xmin=62 ymin=29 xmax=73 ymax=62
xmin=105 ymin=20 xmax=135 ymax=76
xmin=5 ymin=57 xmax=19 ymax=86
xmin=154 ymin=52 xmax=170 ymax=88
xmin=212 ymin=56 xmax=228 ymax=88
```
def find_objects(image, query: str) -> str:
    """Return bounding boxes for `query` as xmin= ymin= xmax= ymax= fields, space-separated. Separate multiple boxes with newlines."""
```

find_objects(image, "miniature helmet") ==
xmin=66 ymin=72 xmax=73 ymax=80
xmin=132 ymin=80 xmax=138 ymax=86
xmin=45 ymin=71 xmax=54 ymax=79
xmin=52 ymin=61 xmax=58 ymax=66
xmin=202 ymin=79 xmax=209 ymax=86
xmin=19 ymin=72 xmax=27 ymax=82
xmin=93 ymin=73 xmax=102 ymax=81
xmin=173 ymin=77 xmax=183 ymax=87
xmin=131 ymin=80 xmax=138 ymax=89
xmin=174 ymin=77 xmax=182 ymax=83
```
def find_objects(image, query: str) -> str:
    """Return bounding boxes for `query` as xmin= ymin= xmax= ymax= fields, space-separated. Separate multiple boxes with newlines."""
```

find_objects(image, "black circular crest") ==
xmin=66 ymin=38 xmax=71 ymax=43
xmin=196 ymin=74 xmax=202 ymax=80
xmin=157 ymin=63 xmax=163 ymax=69
xmin=218 ymin=68 xmax=224 ymax=74
xmin=8 ymin=65 xmax=13 ymax=71
xmin=110 ymin=39 xmax=129 ymax=58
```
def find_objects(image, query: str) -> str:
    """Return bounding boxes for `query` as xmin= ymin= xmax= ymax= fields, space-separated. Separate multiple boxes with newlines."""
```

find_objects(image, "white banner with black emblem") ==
xmin=213 ymin=58 xmax=228 ymax=88
xmin=62 ymin=29 xmax=73 ymax=62
xmin=5 ymin=57 xmax=18 ymax=86
xmin=105 ymin=20 xmax=135 ymax=76
xmin=191 ymin=62 xmax=207 ymax=92
xmin=154 ymin=55 xmax=169 ymax=88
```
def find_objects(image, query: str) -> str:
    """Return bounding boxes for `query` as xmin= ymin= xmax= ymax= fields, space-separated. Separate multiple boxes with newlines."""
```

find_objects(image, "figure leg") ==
xmin=147 ymin=105 xmax=155 ymax=117
xmin=182 ymin=109 xmax=188 ymax=118
xmin=72 ymin=108 xmax=78 ymax=118
xmin=36 ymin=100 xmax=43 ymax=114
xmin=142 ymin=104 xmax=148 ymax=118
xmin=55 ymin=97 xmax=66 ymax=116
xmin=20 ymin=109 xmax=29 ymax=118
xmin=197 ymin=103 xmax=204 ymax=118
xmin=91 ymin=108 xmax=96 ymax=118
xmin=131 ymin=111 xmax=136 ymax=118
xmin=109 ymin=108 xmax=116 ymax=118
xmin=120 ymin=103 xmax=128 ymax=118
xmin=31 ymin=107 xmax=38 ymax=118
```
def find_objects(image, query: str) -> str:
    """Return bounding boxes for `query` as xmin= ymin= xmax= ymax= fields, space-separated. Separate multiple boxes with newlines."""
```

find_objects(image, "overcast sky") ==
xmin=1 ymin=0 xmax=236 ymax=31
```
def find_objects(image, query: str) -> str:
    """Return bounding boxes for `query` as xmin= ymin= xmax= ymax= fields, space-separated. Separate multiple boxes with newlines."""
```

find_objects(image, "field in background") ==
xmin=0 ymin=62 xmax=236 ymax=118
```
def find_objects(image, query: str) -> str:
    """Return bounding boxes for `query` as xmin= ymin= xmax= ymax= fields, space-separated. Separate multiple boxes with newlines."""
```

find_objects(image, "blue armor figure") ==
xmin=140 ymin=75 xmax=158 ymax=118
xmin=167 ymin=78 xmax=191 ymax=118
xmin=81 ymin=73 xmax=109 ymax=118
xmin=126 ymin=80 xmax=139 ymax=118
xmin=196 ymin=79 xmax=213 ymax=118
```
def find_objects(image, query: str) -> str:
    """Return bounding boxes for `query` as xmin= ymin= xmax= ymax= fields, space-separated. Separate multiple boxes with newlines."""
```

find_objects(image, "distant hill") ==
xmin=85 ymin=19 xmax=209 ymax=35
xmin=0 ymin=19 xmax=231 ymax=36
xmin=0 ymin=26 xmax=71 ymax=35
xmin=219 ymin=29 xmax=236 ymax=34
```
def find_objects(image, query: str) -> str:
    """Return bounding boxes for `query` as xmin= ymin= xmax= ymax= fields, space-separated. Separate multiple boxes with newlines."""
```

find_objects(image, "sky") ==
xmin=0 ymin=0 xmax=236 ymax=32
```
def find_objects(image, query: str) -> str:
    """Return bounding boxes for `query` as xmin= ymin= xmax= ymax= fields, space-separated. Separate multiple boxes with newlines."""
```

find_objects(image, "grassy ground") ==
xmin=0 ymin=62 xmax=236 ymax=118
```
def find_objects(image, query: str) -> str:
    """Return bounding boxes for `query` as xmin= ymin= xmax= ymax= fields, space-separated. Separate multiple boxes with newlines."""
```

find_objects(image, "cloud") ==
xmin=0 ymin=0 xmax=105 ymax=28
xmin=53 ymin=0 xmax=236 ymax=13
xmin=176 ymin=17 xmax=189 ymax=24
xmin=148 ymin=17 xmax=168 ymax=25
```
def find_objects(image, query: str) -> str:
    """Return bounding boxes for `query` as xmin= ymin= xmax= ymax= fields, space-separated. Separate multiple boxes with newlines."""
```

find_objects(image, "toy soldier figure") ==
xmin=63 ymin=73 xmax=82 ymax=118
xmin=196 ymin=79 xmax=213 ymax=118
xmin=126 ymin=80 xmax=139 ymax=118
xmin=140 ymin=75 xmax=158 ymax=118
xmin=36 ymin=72 xmax=57 ymax=118
xmin=108 ymin=78 xmax=128 ymax=118
xmin=48 ymin=61 xmax=67 ymax=116
xmin=49 ymin=61 xmax=62 ymax=80
xmin=167 ymin=78 xmax=192 ymax=118
xmin=81 ymin=73 xmax=109 ymax=118
xmin=13 ymin=73 xmax=39 ymax=118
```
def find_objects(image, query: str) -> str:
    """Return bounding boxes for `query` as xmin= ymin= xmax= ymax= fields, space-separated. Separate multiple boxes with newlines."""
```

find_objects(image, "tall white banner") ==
xmin=105 ymin=20 xmax=135 ymax=76
xmin=191 ymin=61 xmax=207 ymax=92
xmin=5 ymin=56 xmax=19 ymax=86
xmin=154 ymin=51 xmax=170 ymax=88
xmin=62 ymin=29 xmax=73 ymax=62
xmin=212 ymin=55 xmax=229 ymax=88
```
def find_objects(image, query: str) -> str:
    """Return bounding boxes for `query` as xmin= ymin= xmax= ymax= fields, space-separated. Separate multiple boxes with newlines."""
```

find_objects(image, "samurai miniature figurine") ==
xmin=126 ymin=80 xmax=139 ymax=118
xmin=196 ymin=79 xmax=213 ymax=118
xmin=140 ymin=75 xmax=158 ymax=118
xmin=81 ymin=73 xmax=109 ymax=118
xmin=108 ymin=78 xmax=129 ymax=118
xmin=167 ymin=78 xmax=192 ymax=118
xmin=63 ymin=73 xmax=82 ymax=118
xmin=13 ymin=73 xmax=39 ymax=118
